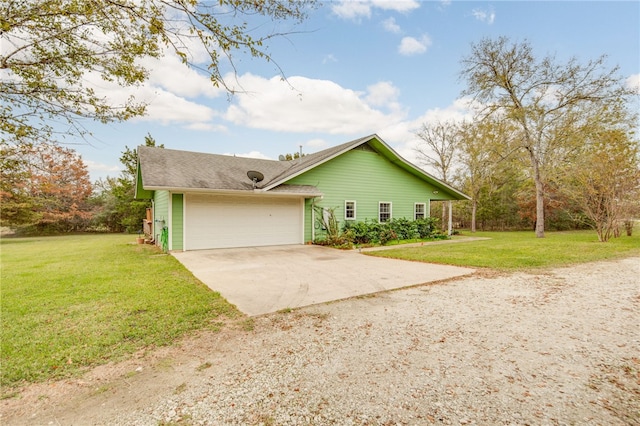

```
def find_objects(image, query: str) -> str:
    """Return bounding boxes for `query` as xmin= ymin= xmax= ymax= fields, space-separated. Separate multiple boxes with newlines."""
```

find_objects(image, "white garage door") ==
xmin=185 ymin=194 xmax=303 ymax=250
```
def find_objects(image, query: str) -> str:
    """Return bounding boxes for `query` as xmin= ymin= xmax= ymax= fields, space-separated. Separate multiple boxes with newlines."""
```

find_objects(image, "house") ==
xmin=135 ymin=134 xmax=470 ymax=251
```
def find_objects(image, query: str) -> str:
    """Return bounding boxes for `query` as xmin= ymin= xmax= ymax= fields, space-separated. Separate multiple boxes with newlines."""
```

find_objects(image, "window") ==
xmin=345 ymin=200 xmax=356 ymax=220
xmin=414 ymin=203 xmax=426 ymax=220
xmin=379 ymin=202 xmax=392 ymax=223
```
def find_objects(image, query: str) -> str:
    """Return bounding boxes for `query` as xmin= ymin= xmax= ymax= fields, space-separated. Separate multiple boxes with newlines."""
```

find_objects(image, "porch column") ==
xmin=448 ymin=201 xmax=453 ymax=236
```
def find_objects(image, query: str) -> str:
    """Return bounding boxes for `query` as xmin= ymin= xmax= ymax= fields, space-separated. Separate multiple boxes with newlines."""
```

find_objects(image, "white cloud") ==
xmin=372 ymin=0 xmax=420 ymax=13
xmin=382 ymin=17 xmax=401 ymax=34
xmin=365 ymin=81 xmax=401 ymax=112
xmin=331 ymin=1 xmax=372 ymax=20
xmin=332 ymin=0 xmax=420 ymax=20
xmin=305 ymin=138 xmax=329 ymax=148
xmin=627 ymin=73 xmax=640 ymax=94
xmin=398 ymin=35 xmax=432 ymax=56
xmin=375 ymin=97 xmax=476 ymax=168
xmin=472 ymin=8 xmax=496 ymax=25
xmin=141 ymin=53 xmax=224 ymax=99
xmin=130 ymin=88 xmax=219 ymax=125
xmin=84 ymin=160 xmax=121 ymax=173
xmin=223 ymin=73 xmax=407 ymax=135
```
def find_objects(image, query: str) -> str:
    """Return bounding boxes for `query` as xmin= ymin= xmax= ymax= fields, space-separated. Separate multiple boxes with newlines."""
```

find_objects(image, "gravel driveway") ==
xmin=3 ymin=257 xmax=639 ymax=425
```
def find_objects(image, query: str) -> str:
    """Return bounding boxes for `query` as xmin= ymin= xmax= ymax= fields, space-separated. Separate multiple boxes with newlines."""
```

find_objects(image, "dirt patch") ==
xmin=2 ymin=257 xmax=639 ymax=425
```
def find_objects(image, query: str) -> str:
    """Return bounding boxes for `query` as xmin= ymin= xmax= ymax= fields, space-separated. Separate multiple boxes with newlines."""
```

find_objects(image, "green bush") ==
xmin=341 ymin=217 xmax=445 ymax=246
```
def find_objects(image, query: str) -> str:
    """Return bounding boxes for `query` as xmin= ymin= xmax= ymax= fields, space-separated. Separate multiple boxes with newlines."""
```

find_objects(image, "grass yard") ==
xmin=368 ymin=229 xmax=640 ymax=270
xmin=1 ymin=234 xmax=240 ymax=390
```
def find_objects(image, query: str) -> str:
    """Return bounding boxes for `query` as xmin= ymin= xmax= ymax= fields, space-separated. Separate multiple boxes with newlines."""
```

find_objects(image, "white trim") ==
xmin=414 ymin=202 xmax=426 ymax=220
xmin=142 ymin=186 xmax=320 ymax=198
xmin=167 ymin=192 xmax=173 ymax=251
xmin=379 ymin=201 xmax=392 ymax=223
xmin=311 ymin=203 xmax=315 ymax=242
xmin=182 ymin=194 xmax=187 ymax=251
xmin=344 ymin=200 xmax=356 ymax=220
xmin=300 ymin=198 xmax=305 ymax=244
xmin=151 ymin=199 xmax=156 ymax=247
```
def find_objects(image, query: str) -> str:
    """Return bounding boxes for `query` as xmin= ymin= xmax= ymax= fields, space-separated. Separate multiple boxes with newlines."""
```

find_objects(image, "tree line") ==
xmin=1 ymin=135 xmax=160 ymax=235
xmin=416 ymin=38 xmax=639 ymax=242
xmin=0 ymin=0 xmax=637 ymax=242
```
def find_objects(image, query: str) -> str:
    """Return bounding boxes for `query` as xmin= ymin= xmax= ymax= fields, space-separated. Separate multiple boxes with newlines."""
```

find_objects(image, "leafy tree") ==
xmin=92 ymin=134 xmax=162 ymax=233
xmin=460 ymin=36 xmax=634 ymax=237
xmin=1 ymin=0 xmax=316 ymax=145
xmin=0 ymin=143 xmax=39 ymax=226
xmin=457 ymin=117 xmax=519 ymax=232
xmin=0 ymin=142 xmax=92 ymax=233
xmin=561 ymin=128 xmax=640 ymax=241
xmin=414 ymin=120 xmax=460 ymax=232
xmin=279 ymin=151 xmax=306 ymax=160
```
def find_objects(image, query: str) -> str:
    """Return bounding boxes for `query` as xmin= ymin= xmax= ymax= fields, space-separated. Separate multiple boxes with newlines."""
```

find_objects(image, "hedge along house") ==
xmin=135 ymin=134 xmax=470 ymax=251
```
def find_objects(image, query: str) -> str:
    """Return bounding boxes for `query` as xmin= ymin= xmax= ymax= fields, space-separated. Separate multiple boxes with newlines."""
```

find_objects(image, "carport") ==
xmin=172 ymin=245 xmax=475 ymax=316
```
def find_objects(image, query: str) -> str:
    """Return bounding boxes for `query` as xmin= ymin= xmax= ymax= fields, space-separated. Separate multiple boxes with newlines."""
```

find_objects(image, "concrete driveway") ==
xmin=172 ymin=244 xmax=475 ymax=316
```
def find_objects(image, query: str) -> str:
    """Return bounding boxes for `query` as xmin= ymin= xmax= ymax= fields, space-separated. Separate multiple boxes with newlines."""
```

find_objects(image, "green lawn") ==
xmin=1 ymin=234 xmax=240 ymax=390
xmin=368 ymin=229 xmax=640 ymax=270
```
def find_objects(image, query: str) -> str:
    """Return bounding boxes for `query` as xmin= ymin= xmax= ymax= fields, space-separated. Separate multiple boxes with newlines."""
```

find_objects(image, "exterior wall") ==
xmin=153 ymin=190 xmax=170 ymax=244
xmin=171 ymin=193 xmax=184 ymax=251
xmin=287 ymin=147 xmax=437 ymax=242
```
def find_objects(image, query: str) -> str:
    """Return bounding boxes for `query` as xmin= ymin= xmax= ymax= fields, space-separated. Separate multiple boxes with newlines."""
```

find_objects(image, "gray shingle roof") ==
xmin=138 ymin=146 xmax=291 ymax=191
xmin=137 ymin=134 xmax=470 ymax=200
xmin=138 ymin=135 xmax=377 ymax=193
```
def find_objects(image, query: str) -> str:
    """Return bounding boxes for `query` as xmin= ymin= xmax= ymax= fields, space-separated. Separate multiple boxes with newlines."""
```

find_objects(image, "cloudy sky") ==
xmin=77 ymin=0 xmax=640 ymax=181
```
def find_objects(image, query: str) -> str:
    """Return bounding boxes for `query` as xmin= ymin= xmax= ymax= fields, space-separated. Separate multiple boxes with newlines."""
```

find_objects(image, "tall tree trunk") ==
xmin=471 ymin=198 xmax=477 ymax=233
xmin=530 ymin=153 xmax=545 ymax=238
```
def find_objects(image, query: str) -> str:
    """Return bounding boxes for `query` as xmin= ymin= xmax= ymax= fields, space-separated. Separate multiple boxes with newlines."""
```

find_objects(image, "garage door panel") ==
xmin=185 ymin=194 xmax=302 ymax=250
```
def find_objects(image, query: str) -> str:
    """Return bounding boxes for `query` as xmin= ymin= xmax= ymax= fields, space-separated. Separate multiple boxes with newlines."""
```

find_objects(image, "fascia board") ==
xmin=141 ymin=186 xmax=318 ymax=198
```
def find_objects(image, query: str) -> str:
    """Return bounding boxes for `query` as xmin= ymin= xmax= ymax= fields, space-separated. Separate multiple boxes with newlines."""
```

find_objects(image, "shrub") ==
xmin=389 ymin=218 xmax=419 ymax=240
xmin=415 ymin=217 xmax=439 ymax=239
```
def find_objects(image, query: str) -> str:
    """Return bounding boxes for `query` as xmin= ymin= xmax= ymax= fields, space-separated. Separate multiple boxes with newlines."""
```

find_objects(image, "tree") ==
xmin=0 ymin=142 xmax=93 ymax=233
xmin=1 ymin=0 xmax=315 ymax=145
xmin=457 ymin=117 xmax=518 ymax=232
xmin=414 ymin=120 xmax=460 ymax=232
xmin=91 ymin=134 xmax=163 ymax=232
xmin=0 ymin=143 xmax=39 ymax=226
xmin=562 ymin=128 xmax=640 ymax=242
xmin=460 ymin=37 xmax=634 ymax=237
xmin=279 ymin=151 xmax=306 ymax=160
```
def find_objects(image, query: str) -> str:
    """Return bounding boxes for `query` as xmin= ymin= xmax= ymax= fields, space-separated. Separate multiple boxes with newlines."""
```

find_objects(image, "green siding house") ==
xmin=135 ymin=134 xmax=469 ymax=251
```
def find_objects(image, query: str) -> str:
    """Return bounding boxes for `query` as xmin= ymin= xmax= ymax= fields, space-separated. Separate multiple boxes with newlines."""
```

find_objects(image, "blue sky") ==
xmin=77 ymin=0 xmax=640 ymax=181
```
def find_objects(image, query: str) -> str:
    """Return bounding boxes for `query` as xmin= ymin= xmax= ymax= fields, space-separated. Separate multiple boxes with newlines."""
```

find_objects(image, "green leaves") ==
xmin=460 ymin=36 xmax=637 ymax=238
xmin=1 ymin=0 xmax=316 ymax=144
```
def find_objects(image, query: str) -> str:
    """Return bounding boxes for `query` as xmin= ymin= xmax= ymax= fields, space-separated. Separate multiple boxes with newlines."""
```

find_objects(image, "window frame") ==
xmin=378 ymin=201 xmax=392 ymax=223
xmin=414 ymin=202 xmax=426 ymax=220
xmin=344 ymin=200 xmax=356 ymax=220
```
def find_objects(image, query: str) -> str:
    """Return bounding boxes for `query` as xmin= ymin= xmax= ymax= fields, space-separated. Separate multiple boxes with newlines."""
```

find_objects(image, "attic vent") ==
xmin=247 ymin=170 xmax=264 ymax=188
xmin=356 ymin=143 xmax=375 ymax=152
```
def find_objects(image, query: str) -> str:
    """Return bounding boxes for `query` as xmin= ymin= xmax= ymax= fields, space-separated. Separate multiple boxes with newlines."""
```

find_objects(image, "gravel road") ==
xmin=3 ymin=257 xmax=639 ymax=425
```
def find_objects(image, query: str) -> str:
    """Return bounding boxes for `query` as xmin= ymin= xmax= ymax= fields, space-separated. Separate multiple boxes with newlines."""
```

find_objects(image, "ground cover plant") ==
xmin=1 ymin=234 xmax=239 ymax=390
xmin=367 ymin=229 xmax=640 ymax=270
